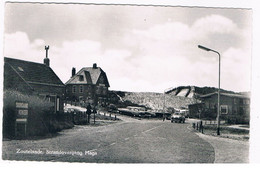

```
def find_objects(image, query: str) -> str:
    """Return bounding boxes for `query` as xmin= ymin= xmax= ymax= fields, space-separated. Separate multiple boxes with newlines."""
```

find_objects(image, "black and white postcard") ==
xmin=1 ymin=0 xmax=259 ymax=167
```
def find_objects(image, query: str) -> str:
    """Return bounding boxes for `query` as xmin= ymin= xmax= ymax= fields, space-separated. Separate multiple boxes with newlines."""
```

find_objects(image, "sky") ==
xmin=3 ymin=2 xmax=252 ymax=93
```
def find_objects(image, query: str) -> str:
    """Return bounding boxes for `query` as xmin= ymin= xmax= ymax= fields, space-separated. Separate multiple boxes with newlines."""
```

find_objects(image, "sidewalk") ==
xmin=226 ymin=124 xmax=250 ymax=131
xmin=186 ymin=118 xmax=249 ymax=162
xmin=196 ymin=132 xmax=249 ymax=163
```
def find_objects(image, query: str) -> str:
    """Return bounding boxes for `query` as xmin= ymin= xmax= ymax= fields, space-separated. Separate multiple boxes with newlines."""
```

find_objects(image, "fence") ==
xmin=97 ymin=110 xmax=118 ymax=121
xmin=192 ymin=121 xmax=204 ymax=133
xmin=201 ymin=120 xmax=226 ymax=125
xmin=63 ymin=109 xmax=118 ymax=125
xmin=192 ymin=120 xmax=226 ymax=134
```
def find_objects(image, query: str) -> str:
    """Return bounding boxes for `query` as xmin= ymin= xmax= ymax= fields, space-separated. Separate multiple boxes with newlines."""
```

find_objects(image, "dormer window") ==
xmin=79 ymin=75 xmax=84 ymax=81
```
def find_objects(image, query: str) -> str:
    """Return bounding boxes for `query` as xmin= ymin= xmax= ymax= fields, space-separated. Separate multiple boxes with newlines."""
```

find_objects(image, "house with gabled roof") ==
xmin=188 ymin=92 xmax=250 ymax=124
xmin=65 ymin=63 xmax=110 ymax=106
xmin=4 ymin=56 xmax=65 ymax=113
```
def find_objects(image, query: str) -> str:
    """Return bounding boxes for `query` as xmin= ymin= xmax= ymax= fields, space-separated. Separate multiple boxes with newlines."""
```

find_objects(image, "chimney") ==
xmin=44 ymin=45 xmax=50 ymax=67
xmin=72 ymin=67 xmax=76 ymax=77
xmin=93 ymin=63 xmax=97 ymax=69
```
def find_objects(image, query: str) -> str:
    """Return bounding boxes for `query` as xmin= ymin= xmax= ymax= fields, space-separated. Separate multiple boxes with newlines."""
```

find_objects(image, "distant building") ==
xmin=65 ymin=63 xmax=110 ymax=106
xmin=188 ymin=92 xmax=250 ymax=124
xmin=4 ymin=56 xmax=65 ymax=113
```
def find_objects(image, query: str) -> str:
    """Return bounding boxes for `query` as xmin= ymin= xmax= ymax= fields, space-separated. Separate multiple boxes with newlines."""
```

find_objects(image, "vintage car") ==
xmin=138 ymin=112 xmax=156 ymax=118
xmin=171 ymin=112 xmax=185 ymax=123
xmin=118 ymin=106 xmax=146 ymax=117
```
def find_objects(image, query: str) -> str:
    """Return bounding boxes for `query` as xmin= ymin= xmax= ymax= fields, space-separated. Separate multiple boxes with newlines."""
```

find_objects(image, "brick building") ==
xmin=4 ymin=56 xmax=65 ymax=113
xmin=188 ymin=92 xmax=250 ymax=124
xmin=65 ymin=63 xmax=110 ymax=106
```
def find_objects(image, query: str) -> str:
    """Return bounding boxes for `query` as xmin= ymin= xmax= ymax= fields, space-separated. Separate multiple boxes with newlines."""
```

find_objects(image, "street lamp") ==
xmin=198 ymin=45 xmax=221 ymax=135
xmin=163 ymin=88 xmax=169 ymax=121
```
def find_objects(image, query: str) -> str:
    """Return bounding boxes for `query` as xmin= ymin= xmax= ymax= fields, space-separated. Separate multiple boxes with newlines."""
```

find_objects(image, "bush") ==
xmin=3 ymin=90 xmax=54 ymax=138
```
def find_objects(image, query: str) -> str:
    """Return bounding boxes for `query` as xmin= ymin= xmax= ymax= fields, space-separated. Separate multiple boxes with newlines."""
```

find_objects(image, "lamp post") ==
xmin=163 ymin=88 xmax=168 ymax=121
xmin=198 ymin=45 xmax=221 ymax=135
xmin=163 ymin=90 xmax=166 ymax=121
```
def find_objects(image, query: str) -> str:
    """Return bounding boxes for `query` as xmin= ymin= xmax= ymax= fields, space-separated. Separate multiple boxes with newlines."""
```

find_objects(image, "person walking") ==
xmin=86 ymin=103 xmax=92 ymax=124
xmin=93 ymin=106 xmax=97 ymax=124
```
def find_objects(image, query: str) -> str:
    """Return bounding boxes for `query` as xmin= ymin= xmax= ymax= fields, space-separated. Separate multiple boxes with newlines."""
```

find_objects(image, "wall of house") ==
xmin=65 ymin=84 xmax=109 ymax=106
xmin=188 ymin=103 xmax=205 ymax=118
xmin=29 ymin=83 xmax=65 ymax=113
xmin=203 ymin=95 xmax=232 ymax=117
xmin=65 ymin=84 xmax=95 ymax=102
xmin=200 ymin=95 xmax=250 ymax=123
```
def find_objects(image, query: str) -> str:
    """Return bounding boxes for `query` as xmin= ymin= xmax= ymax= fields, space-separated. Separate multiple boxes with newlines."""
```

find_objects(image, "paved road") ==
xmin=2 ymin=116 xmax=215 ymax=163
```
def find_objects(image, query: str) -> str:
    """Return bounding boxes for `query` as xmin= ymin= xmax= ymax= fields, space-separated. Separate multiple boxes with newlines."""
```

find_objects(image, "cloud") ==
xmin=121 ymin=14 xmax=250 ymax=92
xmin=133 ymin=22 xmax=192 ymax=42
xmin=49 ymin=41 xmax=133 ymax=85
xmin=4 ymin=31 xmax=134 ymax=88
xmin=4 ymin=31 xmax=46 ymax=63
xmin=3 ymin=14 xmax=251 ymax=92
xmin=192 ymin=14 xmax=238 ymax=37
xmin=51 ymin=39 xmax=102 ymax=68
xmin=132 ymin=14 xmax=238 ymax=45
xmin=221 ymin=47 xmax=251 ymax=91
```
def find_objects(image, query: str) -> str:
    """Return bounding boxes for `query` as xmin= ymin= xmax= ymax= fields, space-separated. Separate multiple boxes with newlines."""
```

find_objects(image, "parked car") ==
xmin=171 ymin=112 xmax=185 ymax=123
xmin=138 ymin=112 xmax=154 ymax=118
xmin=165 ymin=113 xmax=172 ymax=120
xmin=155 ymin=112 xmax=171 ymax=119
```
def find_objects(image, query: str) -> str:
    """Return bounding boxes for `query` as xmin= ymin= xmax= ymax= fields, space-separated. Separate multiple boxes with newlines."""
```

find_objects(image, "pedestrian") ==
xmin=199 ymin=120 xmax=203 ymax=132
xmin=93 ymin=106 xmax=97 ymax=124
xmin=86 ymin=103 xmax=92 ymax=124
xmin=87 ymin=103 xmax=92 ymax=113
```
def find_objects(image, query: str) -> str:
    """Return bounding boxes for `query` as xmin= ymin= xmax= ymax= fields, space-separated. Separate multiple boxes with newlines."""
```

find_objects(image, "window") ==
xmin=220 ymin=105 xmax=228 ymax=114
xmin=99 ymin=76 xmax=105 ymax=84
xmin=79 ymin=75 xmax=84 ymax=81
xmin=96 ymin=86 xmax=101 ymax=94
xmin=239 ymin=99 xmax=243 ymax=104
xmin=79 ymin=96 xmax=83 ymax=101
xmin=45 ymin=95 xmax=51 ymax=102
xmin=56 ymin=97 xmax=60 ymax=112
xmin=102 ymin=87 xmax=107 ymax=95
xmin=79 ymin=85 xmax=83 ymax=93
xmin=72 ymin=86 xmax=76 ymax=93
xmin=86 ymin=86 xmax=91 ymax=96
xmin=243 ymin=99 xmax=250 ymax=105
xmin=205 ymin=102 xmax=210 ymax=109
xmin=234 ymin=98 xmax=238 ymax=105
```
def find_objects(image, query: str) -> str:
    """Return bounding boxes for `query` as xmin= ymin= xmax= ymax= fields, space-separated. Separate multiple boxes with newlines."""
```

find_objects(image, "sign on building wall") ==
xmin=15 ymin=101 xmax=29 ymax=137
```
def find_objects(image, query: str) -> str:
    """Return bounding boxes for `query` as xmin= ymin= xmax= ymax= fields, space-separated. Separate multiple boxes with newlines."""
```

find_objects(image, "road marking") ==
xmin=109 ymin=142 xmax=116 ymax=146
xmin=142 ymin=124 xmax=164 ymax=134
xmin=124 ymin=137 xmax=129 ymax=140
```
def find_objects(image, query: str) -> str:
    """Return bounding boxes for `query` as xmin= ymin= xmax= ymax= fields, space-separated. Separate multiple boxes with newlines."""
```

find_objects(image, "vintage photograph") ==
xmin=2 ymin=1 xmax=252 ymax=163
